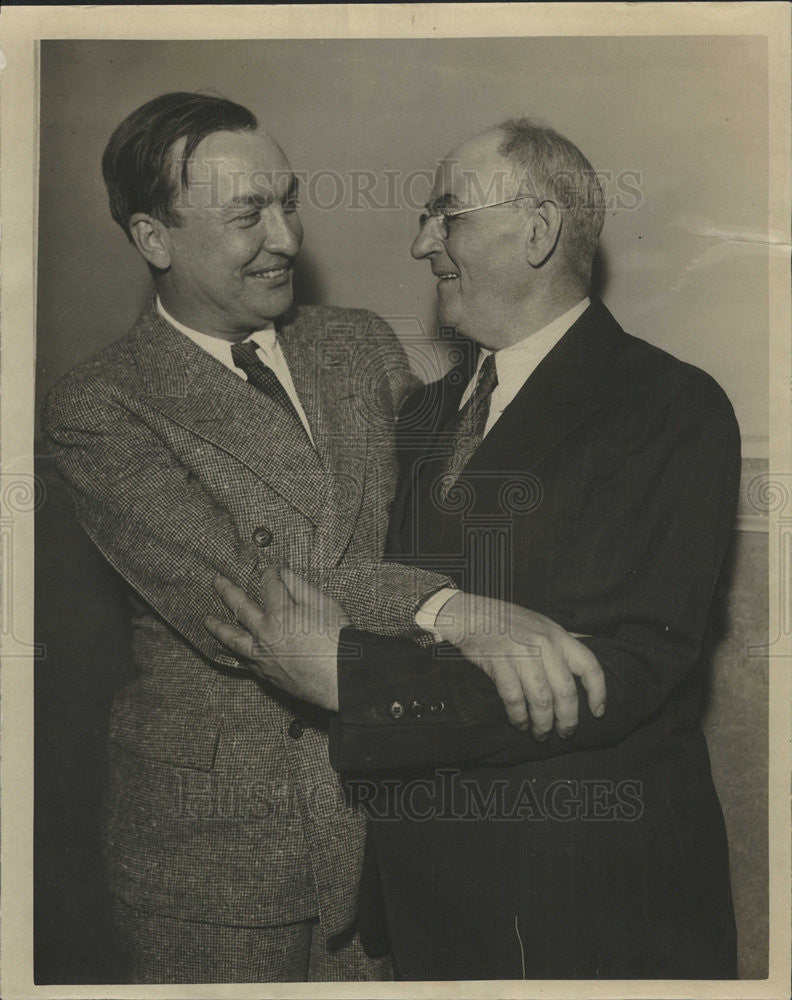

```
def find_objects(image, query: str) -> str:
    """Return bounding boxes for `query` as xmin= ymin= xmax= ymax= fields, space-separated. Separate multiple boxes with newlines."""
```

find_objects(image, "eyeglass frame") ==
xmin=418 ymin=193 xmax=541 ymax=236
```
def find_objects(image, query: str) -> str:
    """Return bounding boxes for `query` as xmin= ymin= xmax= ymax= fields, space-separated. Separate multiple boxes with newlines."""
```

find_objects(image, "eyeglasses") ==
xmin=418 ymin=194 xmax=539 ymax=238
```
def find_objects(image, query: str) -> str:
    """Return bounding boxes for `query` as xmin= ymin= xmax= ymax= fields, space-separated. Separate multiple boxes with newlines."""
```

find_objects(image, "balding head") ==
xmin=411 ymin=122 xmax=600 ymax=347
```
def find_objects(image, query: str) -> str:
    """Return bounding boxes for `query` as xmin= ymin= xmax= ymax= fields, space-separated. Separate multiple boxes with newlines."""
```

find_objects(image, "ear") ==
xmin=524 ymin=200 xmax=562 ymax=268
xmin=129 ymin=213 xmax=172 ymax=270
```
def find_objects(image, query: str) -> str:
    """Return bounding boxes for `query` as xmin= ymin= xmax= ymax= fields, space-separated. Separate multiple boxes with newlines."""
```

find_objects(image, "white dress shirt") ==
xmin=416 ymin=297 xmax=590 ymax=633
xmin=156 ymin=297 xmax=314 ymax=445
xmin=459 ymin=297 xmax=590 ymax=437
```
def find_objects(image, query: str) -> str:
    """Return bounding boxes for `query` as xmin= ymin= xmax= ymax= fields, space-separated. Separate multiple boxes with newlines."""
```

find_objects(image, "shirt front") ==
xmin=459 ymin=297 xmax=590 ymax=437
xmin=156 ymin=297 xmax=315 ymax=445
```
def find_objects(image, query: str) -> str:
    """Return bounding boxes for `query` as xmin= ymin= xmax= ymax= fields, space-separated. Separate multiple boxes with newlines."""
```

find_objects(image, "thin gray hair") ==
xmin=495 ymin=118 xmax=605 ymax=287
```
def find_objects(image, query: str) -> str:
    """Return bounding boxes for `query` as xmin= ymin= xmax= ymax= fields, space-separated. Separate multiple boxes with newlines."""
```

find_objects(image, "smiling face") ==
xmin=411 ymin=131 xmax=536 ymax=349
xmin=156 ymin=128 xmax=302 ymax=339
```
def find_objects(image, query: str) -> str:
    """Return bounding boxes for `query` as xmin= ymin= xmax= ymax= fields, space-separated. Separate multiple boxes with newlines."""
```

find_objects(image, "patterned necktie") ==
xmin=231 ymin=340 xmax=309 ymax=440
xmin=439 ymin=352 xmax=499 ymax=499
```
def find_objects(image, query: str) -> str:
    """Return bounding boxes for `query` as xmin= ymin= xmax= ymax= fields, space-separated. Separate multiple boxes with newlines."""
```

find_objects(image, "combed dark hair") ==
xmin=102 ymin=92 xmax=258 ymax=240
xmin=496 ymin=118 xmax=605 ymax=286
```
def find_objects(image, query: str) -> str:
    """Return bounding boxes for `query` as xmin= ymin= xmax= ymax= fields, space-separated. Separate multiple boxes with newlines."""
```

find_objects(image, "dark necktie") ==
xmin=439 ymin=352 xmax=498 ymax=499
xmin=231 ymin=340 xmax=309 ymax=440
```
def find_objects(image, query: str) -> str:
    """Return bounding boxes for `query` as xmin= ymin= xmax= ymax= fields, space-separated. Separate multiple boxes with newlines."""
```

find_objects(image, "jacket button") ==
xmin=389 ymin=701 xmax=405 ymax=719
xmin=410 ymin=700 xmax=425 ymax=718
xmin=252 ymin=526 xmax=273 ymax=547
xmin=430 ymin=700 xmax=445 ymax=715
xmin=288 ymin=718 xmax=304 ymax=739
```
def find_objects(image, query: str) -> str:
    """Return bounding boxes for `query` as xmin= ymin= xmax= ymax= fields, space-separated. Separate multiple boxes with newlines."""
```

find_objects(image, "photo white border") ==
xmin=2 ymin=4 xmax=789 ymax=998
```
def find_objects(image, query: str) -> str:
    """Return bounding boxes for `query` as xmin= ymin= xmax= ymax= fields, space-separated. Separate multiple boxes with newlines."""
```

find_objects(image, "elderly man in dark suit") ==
xmin=42 ymin=92 xmax=466 ymax=983
xmin=209 ymin=119 xmax=740 ymax=980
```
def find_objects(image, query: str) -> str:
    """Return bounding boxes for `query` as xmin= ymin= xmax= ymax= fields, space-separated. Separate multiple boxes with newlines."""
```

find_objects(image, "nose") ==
xmin=411 ymin=215 xmax=444 ymax=259
xmin=264 ymin=206 xmax=303 ymax=258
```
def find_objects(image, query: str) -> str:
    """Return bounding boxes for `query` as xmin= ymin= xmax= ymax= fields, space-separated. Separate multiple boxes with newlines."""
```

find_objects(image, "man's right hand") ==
xmin=434 ymin=592 xmax=606 ymax=739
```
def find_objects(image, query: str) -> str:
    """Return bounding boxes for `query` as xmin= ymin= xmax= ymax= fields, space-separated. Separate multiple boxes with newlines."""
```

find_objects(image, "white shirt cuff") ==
xmin=414 ymin=587 xmax=459 ymax=641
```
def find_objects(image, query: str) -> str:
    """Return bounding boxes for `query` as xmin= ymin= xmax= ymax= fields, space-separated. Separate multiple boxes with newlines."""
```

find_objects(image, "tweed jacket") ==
xmin=41 ymin=300 xmax=446 ymax=934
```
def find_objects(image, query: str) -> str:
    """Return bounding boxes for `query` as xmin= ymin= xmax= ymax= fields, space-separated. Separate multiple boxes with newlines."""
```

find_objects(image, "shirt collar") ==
xmin=479 ymin=297 xmax=590 ymax=385
xmin=156 ymin=297 xmax=277 ymax=368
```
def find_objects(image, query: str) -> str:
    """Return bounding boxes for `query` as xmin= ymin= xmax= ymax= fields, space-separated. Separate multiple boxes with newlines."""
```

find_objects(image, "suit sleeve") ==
xmin=361 ymin=309 xmax=424 ymax=416
xmin=329 ymin=370 xmax=742 ymax=774
xmin=322 ymin=563 xmax=450 ymax=643
xmin=41 ymin=374 xmax=265 ymax=670
xmin=317 ymin=310 xmax=451 ymax=641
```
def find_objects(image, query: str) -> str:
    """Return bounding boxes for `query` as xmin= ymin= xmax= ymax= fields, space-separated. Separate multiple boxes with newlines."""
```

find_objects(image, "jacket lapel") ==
xmin=129 ymin=303 xmax=328 ymax=525
xmin=277 ymin=312 xmax=331 ymax=468
xmin=281 ymin=312 xmax=369 ymax=566
xmin=394 ymin=300 xmax=626 ymax=546
xmin=463 ymin=299 xmax=624 ymax=479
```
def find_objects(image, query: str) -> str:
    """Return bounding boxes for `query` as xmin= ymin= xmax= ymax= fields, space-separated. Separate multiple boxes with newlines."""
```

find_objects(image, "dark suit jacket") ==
xmin=329 ymin=299 xmax=740 ymax=979
xmin=42 ymin=301 xmax=447 ymax=936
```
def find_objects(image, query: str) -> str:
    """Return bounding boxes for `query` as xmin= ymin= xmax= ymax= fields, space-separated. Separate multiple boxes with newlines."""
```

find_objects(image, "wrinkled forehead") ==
xmin=172 ymin=128 xmax=293 ymax=210
xmin=429 ymin=131 xmax=517 ymax=210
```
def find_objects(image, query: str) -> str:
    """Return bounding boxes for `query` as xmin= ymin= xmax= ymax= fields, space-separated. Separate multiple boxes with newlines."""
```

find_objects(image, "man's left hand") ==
xmin=205 ymin=567 xmax=349 ymax=711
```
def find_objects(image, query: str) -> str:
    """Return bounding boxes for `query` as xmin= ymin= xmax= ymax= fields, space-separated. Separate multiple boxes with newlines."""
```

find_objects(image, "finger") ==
xmin=512 ymin=655 xmax=554 ymax=740
xmin=213 ymin=574 xmax=269 ymax=634
xmin=567 ymin=639 xmax=606 ymax=717
xmin=259 ymin=563 xmax=287 ymax=609
xmin=205 ymin=615 xmax=258 ymax=661
xmin=259 ymin=566 xmax=291 ymax=623
xmin=537 ymin=642 xmax=579 ymax=739
xmin=489 ymin=663 xmax=530 ymax=731
xmin=279 ymin=566 xmax=320 ymax=610
xmin=259 ymin=563 xmax=281 ymax=592
xmin=282 ymin=569 xmax=350 ymax=628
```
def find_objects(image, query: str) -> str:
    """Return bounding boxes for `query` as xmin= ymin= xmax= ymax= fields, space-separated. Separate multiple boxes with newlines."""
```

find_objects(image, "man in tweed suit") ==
xmin=41 ymin=92 xmax=452 ymax=983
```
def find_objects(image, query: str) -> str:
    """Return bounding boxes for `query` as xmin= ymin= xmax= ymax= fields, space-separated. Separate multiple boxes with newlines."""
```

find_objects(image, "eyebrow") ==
xmin=223 ymin=176 xmax=299 ymax=214
xmin=424 ymin=192 xmax=464 ymax=213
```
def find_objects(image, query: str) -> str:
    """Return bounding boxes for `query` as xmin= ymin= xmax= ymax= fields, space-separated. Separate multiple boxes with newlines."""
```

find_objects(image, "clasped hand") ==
xmin=205 ymin=566 xmax=348 ymax=711
xmin=205 ymin=570 xmax=606 ymax=739
xmin=434 ymin=592 xmax=606 ymax=739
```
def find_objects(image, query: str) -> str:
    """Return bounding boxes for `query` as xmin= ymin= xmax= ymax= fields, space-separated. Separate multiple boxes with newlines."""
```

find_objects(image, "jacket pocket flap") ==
xmin=109 ymin=700 xmax=220 ymax=772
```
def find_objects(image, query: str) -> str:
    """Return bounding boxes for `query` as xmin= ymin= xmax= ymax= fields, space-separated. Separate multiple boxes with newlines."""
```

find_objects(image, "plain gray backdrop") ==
xmin=37 ymin=36 xmax=768 ymax=450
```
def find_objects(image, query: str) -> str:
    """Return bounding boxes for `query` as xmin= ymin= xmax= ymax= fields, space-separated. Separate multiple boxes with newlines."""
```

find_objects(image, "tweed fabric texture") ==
xmin=42 ymin=300 xmax=450 ymax=935
xmin=113 ymin=897 xmax=392 ymax=983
